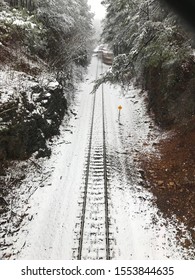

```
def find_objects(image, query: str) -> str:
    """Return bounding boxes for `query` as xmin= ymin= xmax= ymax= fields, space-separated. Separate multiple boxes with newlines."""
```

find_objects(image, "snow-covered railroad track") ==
xmin=75 ymin=60 xmax=111 ymax=260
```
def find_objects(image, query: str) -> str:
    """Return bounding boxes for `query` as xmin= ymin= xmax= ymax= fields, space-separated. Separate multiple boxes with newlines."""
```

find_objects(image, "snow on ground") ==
xmin=1 ymin=56 xmax=194 ymax=260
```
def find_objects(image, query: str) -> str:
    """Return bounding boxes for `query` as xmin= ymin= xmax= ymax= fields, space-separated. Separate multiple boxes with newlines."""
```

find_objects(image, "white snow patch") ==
xmin=47 ymin=81 xmax=59 ymax=90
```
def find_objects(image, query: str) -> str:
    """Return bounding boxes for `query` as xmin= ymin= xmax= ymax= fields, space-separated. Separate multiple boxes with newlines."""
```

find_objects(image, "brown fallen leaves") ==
xmin=139 ymin=116 xmax=195 ymax=249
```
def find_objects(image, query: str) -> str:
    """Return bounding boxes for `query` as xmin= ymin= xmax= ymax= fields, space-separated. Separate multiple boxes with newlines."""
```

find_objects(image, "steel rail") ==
xmin=101 ymin=59 xmax=110 ymax=260
xmin=101 ymin=73 xmax=110 ymax=260
xmin=77 ymin=59 xmax=99 ymax=260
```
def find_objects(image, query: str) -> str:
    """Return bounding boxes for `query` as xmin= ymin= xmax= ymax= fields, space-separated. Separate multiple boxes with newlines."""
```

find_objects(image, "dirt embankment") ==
xmin=140 ymin=116 xmax=195 ymax=248
xmin=137 ymin=40 xmax=195 ymax=249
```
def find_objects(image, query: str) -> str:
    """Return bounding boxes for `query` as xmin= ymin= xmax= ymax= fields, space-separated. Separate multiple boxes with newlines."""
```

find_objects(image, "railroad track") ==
xmin=75 ymin=58 xmax=111 ymax=260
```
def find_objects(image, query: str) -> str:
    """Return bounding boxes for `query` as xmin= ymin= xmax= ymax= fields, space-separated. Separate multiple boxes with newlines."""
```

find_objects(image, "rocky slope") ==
xmin=0 ymin=2 xmax=92 ymax=215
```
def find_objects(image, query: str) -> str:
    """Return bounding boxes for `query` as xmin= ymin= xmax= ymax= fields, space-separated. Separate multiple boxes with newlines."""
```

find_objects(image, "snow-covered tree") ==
xmin=94 ymin=0 xmax=195 ymax=126
xmin=98 ymin=0 xmax=193 ymax=87
xmin=35 ymin=0 xmax=93 ymax=71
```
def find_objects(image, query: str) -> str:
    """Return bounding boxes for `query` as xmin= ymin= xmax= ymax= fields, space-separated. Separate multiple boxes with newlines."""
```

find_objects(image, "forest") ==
xmin=99 ymin=0 xmax=195 ymax=127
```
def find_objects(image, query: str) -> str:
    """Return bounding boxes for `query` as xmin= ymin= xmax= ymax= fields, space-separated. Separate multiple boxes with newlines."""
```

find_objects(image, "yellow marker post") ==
xmin=118 ymin=105 xmax=122 ymax=122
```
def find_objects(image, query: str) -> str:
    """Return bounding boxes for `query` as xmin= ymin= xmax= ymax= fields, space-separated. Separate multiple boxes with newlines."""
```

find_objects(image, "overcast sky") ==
xmin=87 ymin=0 xmax=106 ymax=20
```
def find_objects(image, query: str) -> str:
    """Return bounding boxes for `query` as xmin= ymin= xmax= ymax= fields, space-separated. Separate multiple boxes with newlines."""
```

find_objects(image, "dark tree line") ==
xmin=4 ymin=0 xmax=35 ymax=11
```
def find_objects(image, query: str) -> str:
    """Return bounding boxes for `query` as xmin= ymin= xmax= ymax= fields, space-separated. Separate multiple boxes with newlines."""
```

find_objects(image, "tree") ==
xmin=96 ymin=0 xmax=195 ymax=126
xmin=35 ymin=0 xmax=93 ymax=72
xmin=3 ymin=0 xmax=94 ymax=82
xmin=97 ymin=0 xmax=192 ymax=87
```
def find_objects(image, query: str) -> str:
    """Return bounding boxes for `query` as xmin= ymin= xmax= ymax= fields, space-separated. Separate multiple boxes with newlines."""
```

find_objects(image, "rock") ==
xmin=35 ymin=148 xmax=51 ymax=159
xmin=138 ymin=169 xmax=145 ymax=178
xmin=143 ymin=142 xmax=149 ymax=146
xmin=0 ymin=197 xmax=8 ymax=205
xmin=3 ymin=253 xmax=12 ymax=259
xmin=0 ymin=197 xmax=8 ymax=214
xmin=31 ymin=84 xmax=43 ymax=93
xmin=0 ymin=79 xmax=67 ymax=162
xmin=184 ymin=238 xmax=192 ymax=248
xmin=191 ymin=231 xmax=195 ymax=240
xmin=0 ymin=160 xmax=6 ymax=176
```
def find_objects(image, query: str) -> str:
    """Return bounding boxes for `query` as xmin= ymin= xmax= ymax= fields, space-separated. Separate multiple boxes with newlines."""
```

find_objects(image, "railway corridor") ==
xmin=9 ymin=56 xmax=193 ymax=260
xmin=76 ymin=86 xmax=108 ymax=259
xmin=72 ymin=57 xmax=190 ymax=260
xmin=73 ymin=60 xmax=110 ymax=260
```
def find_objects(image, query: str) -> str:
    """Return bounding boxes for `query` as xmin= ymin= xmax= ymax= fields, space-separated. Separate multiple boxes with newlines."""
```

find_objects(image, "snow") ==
xmin=0 ymin=69 xmax=59 ymax=105
xmin=1 ymin=56 xmax=194 ymax=260
xmin=45 ymin=93 xmax=51 ymax=98
xmin=12 ymin=19 xmax=27 ymax=27
xmin=0 ymin=10 xmax=37 ymax=29
xmin=47 ymin=81 xmax=59 ymax=90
